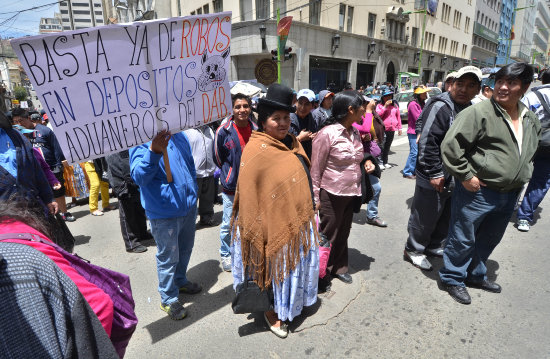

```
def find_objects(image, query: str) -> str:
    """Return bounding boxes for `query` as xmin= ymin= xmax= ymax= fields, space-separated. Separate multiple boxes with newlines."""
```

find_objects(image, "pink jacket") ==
xmin=376 ymin=103 xmax=402 ymax=131
xmin=407 ymin=101 xmax=423 ymax=135
xmin=311 ymin=123 xmax=364 ymax=206
xmin=0 ymin=220 xmax=114 ymax=336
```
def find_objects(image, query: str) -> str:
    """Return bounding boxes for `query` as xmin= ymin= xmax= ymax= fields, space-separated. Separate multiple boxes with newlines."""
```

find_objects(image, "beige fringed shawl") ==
xmin=231 ymin=131 xmax=317 ymax=290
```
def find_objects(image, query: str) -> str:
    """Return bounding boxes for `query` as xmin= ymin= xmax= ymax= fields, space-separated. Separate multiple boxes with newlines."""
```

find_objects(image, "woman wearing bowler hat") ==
xmin=230 ymin=83 xmax=319 ymax=338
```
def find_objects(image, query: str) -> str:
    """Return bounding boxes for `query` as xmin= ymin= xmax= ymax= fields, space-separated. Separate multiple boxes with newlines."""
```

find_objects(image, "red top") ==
xmin=0 ymin=220 xmax=114 ymax=336
xmin=235 ymin=123 xmax=252 ymax=149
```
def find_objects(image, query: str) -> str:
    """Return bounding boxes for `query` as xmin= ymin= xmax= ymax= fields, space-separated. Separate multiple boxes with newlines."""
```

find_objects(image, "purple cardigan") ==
xmin=33 ymin=148 xmax=59 ymax=187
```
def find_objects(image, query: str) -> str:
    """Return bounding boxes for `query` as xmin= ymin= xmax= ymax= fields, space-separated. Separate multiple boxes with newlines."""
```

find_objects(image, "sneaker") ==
xmin=517 ymin=219 xmax=530 ymax=232
xmin=403 ymin=250 xmax=432 ymax=271
xmin=160 ymin=301 xmax=187 ymax=320
xmin=62 ymin=212 xmax=76 ymax=222
xmin=366 ymin=217 xmax=388 ymax=227
xmin=179 ymin=281 xmax=202 ymax=294
xmin=384 ymin=164 xmax=393 ymax=169
xmin=127 ymin=244 xmax=147 ymax=253
xmin=221 ymin=256 xmax=232 ymax=272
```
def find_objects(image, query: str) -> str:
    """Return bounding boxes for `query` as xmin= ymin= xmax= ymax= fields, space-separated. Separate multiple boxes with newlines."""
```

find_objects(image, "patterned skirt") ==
xmin=231 ymin=223 xmax=319 ymax=322
xmin=63 ymin=164 xmax=89 ymax=199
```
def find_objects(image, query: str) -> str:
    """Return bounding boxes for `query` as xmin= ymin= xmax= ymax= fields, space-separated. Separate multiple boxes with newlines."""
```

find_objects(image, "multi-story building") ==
xmin=38 ymin=13 xmax=64 ymax=34
xmin=531 ymin=0 xmax=550 ymax=67
xmin=496 ymin=0 xmax=518 ymax=65
xmin=174 ymin=0 xmax=475 ymax=92
xmin=510 ymin=0 xmax=538 ymax=63
xmin=471 ymin=0 xmax=500 ymax=67
xmin=59 ymin=0 xmax=105 ymax=31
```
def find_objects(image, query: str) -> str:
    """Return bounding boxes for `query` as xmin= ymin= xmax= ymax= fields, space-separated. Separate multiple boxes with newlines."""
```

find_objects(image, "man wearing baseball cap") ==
xmin=404 ymin=66 xmax=481 ymax=272
xmin=440 ymin=62 xmax=540 ymax=304
xmin=289 ymin=89 xmax=318 ymax=159
xmin=312 ymin=90 xmax=334 ymax=128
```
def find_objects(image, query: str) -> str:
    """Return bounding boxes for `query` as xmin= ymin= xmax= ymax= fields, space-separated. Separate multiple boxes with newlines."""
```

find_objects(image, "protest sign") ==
xmin=11 ymin=12 xmax=232 ymax=164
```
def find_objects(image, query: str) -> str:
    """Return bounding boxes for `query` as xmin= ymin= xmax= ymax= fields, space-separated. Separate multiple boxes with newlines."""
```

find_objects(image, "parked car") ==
xmin=394 ymin=87 xmax=442 ymax=123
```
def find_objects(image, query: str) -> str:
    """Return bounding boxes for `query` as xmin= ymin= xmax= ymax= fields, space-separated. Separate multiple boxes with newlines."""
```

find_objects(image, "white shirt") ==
xmin=184 ymin=126 xmax=216 ymax=178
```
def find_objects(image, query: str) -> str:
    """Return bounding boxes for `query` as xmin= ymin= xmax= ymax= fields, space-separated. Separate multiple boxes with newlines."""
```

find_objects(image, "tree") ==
xmin=13 ymin=86 xmax=28 ymax=102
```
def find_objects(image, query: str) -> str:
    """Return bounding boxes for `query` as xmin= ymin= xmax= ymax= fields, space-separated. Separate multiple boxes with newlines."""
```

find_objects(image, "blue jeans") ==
xmin=517 ymin=158 xmax=550 ymax=222
xmin=367 ymin=175 xmax=381 ymax=219
xmin=439 ymin=182 xmax=519 ymax=286
xmin=220 ymin=192 xmax=234 ymax=258
xmin=150 ymin=205 xmax=197 ymax=305
xmin=402 ymin=133 xmax=417 ymax=176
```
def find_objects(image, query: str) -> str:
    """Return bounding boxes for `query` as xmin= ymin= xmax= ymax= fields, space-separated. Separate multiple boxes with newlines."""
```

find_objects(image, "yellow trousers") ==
xmin=84 ymin=162 xmax=110 ymax=212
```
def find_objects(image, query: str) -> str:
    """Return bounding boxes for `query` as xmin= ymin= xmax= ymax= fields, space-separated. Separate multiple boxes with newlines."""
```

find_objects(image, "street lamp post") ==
xmin=403 ymin=0 xmax=428 ymax=76
xmin=506 ymin=5 xmax=536 ymax=65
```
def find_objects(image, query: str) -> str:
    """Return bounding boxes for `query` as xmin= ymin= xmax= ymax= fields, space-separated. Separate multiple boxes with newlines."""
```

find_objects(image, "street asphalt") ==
xmin=66 ymin=128 xmax=550 ymax=359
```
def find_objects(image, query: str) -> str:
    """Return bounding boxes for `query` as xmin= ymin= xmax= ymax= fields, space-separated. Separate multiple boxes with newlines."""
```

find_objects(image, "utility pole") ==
xmin=277 ymin=8 xmax=281 ymax=84
xmin=418 ymin=0 xmax=427 ymax=76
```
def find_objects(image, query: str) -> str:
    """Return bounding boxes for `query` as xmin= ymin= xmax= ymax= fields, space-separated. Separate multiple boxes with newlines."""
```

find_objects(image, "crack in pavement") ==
xmin=294 ymin=279 xmax=367 ymax=332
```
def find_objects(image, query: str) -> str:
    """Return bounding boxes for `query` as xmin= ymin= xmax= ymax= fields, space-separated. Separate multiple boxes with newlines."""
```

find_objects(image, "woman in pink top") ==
xmin=311 ymin=91 xmax=376 ymax=284
xmin=402 ymin=86 xmax=429 ymax=178
xmin=376 ymin=90 xmax=402 ymax=168
xmin=0 ymin=201 xmax=115 ymax=337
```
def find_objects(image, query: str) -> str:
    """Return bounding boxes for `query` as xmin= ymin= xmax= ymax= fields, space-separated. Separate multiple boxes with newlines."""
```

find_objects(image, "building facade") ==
xmin=472 ymin=0 xmax=500 ymax=67
xmin=38 ymin=13 xmax=64 ymax=34
xmin=496 ymin=0 xmax=518 ymax=65
xmin=510 ymin=0 xmax=538 ymax=63
xmin=175 ymin=0 xmax=475 ymax=92
xmin=59 ymin=0 xmax=105 ymax=31
xmin=532 ymin=0 xmax=550 ymax=67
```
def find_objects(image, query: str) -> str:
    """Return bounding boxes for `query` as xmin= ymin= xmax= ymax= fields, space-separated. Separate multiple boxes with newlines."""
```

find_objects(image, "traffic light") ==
xmin=284 ymin=47 xmax=292 ymax=61
xmin=271 ymin=49 xmax=278 ymax=61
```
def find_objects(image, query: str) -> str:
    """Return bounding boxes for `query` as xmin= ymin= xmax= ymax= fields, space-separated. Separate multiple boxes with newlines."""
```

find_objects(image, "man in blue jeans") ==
xmin=440 ymin=63 xmax=541 ymax=305
xmin=130 ymin=129 xmax=200 ymax=320
xmin=516 ymin=68 xmax=550 ymax=232
xmin=214 ymin=94 xmax=257 ymax=271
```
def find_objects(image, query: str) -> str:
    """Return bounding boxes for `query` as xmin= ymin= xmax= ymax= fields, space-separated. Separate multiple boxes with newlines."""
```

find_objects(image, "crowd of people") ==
xmin=0 ymin=61 xmax=547 ymax=349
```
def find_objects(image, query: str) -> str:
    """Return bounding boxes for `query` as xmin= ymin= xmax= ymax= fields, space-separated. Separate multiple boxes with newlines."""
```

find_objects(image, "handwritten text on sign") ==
xmin=11 ymin=13 xmax=232 ymax=164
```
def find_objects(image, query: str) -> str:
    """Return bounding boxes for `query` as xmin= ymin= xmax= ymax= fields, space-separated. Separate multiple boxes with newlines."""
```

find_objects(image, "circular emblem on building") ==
xmin=255 ymin=59 xmax=278 ymax=85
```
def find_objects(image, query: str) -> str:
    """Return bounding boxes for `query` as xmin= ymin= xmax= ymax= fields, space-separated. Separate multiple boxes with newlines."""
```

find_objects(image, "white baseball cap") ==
xmin=454 ymin=66 xmax=483 ymax=82
xmin=296 ymin=89 xmax=315 ymax=102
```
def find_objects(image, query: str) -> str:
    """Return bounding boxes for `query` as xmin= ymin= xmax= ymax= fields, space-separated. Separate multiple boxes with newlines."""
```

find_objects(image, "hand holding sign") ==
xmin=11 ymin=13 xmax=232 ymax=165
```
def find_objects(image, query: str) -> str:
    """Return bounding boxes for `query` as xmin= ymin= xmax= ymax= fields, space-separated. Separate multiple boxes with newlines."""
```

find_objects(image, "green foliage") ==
xmin=13 ymin=86 xmax=28 ymax=102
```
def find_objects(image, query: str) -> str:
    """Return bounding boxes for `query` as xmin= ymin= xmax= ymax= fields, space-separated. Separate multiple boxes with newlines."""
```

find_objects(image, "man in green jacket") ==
xmin=439 ymin=62 xmax=541 ymax=305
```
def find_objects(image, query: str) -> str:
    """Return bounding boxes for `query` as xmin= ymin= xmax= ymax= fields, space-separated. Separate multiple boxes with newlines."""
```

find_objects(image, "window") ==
xmin=255 ymin=0 xmax=268 ymax=19
xmin=339 ymin=3 xmax=346 ymax=31
xmin=424 ymin=31 xmax=435 ymax=51
xmin=411 ymin=26 xmax=418 ymax=46
xmin=213 ymin=0 xmax=223 ymax=13
xmin=191 ymin=11 xmax=195 ymax=15
xmin=465 ymin=17 xmax=470 ymax=33
xmin=73 ymin=10 xmax=90 ymax=14
xmin=240 ymin=0 xmax=252 ymax=21
xmin=438 ymin=36 xmax=447 ymax=53
xmin=453 ymin=10 xmax=461 ymax=29
xmin=309 ymin=0 xmax=321 ymax=25
xmin=197 ymin=7 xmax=202 ymax=14
xmin=203 ymin=4 xmax=209 ymax=14
xmin=462 ymin=44 xmax=467 ymax=57
xmin=368 ymin=13 xmax=376 ymax=37
xmin=347 ymin=6 xmax=354 ymax=32
xmin=450 ymin=40 xmax=458 ymax=56
xmin=441 ymin=3 xmax=451 ymax=24
xmin=273 ymin=0 xmax=286 ymax=17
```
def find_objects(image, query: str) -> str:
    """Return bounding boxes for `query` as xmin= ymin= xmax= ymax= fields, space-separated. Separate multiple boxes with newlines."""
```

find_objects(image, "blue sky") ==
xmin=0 ymin=0 xmax=60 ymax=39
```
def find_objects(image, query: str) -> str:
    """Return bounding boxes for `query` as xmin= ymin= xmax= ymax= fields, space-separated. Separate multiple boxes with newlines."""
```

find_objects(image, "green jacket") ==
xmin=442 ymin=98 xmax=541 ymax=192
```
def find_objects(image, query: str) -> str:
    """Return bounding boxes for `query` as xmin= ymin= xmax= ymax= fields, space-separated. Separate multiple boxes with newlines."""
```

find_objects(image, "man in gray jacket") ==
xmin=440 ymin=63 xmax=541 ymax=305
xmin=404 ymin=66 xmax=481 ymax=271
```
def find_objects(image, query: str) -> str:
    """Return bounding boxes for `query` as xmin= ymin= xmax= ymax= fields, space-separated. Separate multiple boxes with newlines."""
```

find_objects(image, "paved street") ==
xmin=66 ymin=136 xmax=550 ymax=358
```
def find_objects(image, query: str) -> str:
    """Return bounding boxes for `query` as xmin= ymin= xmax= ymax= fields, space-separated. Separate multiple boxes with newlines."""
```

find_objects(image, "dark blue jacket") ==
xmin=213 ymin=116 xmax=257 ymax=193
xmin=30 ymin=124 xmax=65 ymax=171
xmin=0 ymin=128 xmax=53 ymax=206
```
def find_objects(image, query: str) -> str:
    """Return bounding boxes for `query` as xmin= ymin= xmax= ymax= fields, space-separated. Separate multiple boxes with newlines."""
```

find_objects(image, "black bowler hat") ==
xmin=258 ymin=83 xmax=296 ymax=113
